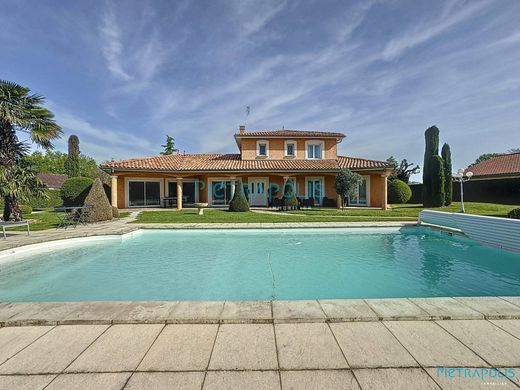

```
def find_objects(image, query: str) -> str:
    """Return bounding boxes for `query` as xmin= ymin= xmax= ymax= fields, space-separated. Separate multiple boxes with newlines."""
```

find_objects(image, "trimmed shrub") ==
xmin=83 ymin=178 xmax=113 ymax=222
xmin=229 ymin=182 xmax=249 ymax=212
xmin=29 ymin=189 xmax=63 ymax=210
xmin=61 ymin=177 xmax=93 ymax=206
xmin=19 ymin=204 xmax=33 ymax=217
xmin=430 ymin=155 xmax=445 ymax=207
xmin=388 ymin=179 xmax=412 ymax=204
xmin=507 ymin=208 xmax=520 ymax=219
xmin=283 ymin=183 xmax=299 ymax=209
xmin=441 ymin=143 xmax=453 ymax=205
xmin=422 ymin=126 xmax=439 ymax=206
xmin=112 ymin=206 xmax=120 ymax=218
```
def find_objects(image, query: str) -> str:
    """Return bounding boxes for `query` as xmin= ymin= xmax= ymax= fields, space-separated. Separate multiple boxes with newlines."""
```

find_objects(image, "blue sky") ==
xmin=2 ymin=0 xmax=519 ymax=180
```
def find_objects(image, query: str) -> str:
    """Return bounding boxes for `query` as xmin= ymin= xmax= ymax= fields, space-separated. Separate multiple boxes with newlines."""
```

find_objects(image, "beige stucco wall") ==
xmin=112 ymin=169 xmax=388 ymax=209
xmin=240 ymin=138 xmax=338 ymax=160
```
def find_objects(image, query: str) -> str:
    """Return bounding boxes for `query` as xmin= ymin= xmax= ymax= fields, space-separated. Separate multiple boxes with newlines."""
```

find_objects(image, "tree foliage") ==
xmin=334 ymin=169 xmax=362 ymax=207
xmin=60 ymin=177 xmax=93 ymax=207
xmin=0 ymin=80 xmax=61 ymax=220
xmin=161 ymin=135 xmax=179 ymax=155
xmin=441 ymin=143 xmax=453 ymax=206
xmin=228 ymin=181 xmax=249 ymax=212
xmin=65 ymin=134 xmax=80 ymax=177
xmin=386 ymin=156 xmax=420 ymax=183
xmin=422 ymin=126 xmax=439 ymax=207
xmin=25 ymin=150 xmax=98 ymax=178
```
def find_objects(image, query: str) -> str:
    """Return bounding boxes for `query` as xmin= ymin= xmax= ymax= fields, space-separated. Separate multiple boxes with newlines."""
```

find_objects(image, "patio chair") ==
xmin=273 ymin=198 xmax=284 ymax=211
xmin=1 ymin=219 xmax=30 ymax=239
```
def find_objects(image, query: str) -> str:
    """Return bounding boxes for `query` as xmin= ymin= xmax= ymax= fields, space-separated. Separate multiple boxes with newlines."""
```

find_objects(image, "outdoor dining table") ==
xmin=54 ymin=205 xmax=92 ymax=229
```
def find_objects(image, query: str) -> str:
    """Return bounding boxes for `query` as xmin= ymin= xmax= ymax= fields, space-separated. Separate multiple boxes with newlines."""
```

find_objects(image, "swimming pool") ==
xmin=1 ymin=227 xmax=520 ymax=301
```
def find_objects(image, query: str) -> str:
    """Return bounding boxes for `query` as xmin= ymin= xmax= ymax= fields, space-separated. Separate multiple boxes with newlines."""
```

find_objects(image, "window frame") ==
xmin=284 ymin=140 xmax=297 ymax=157
xmin=305 ymin=140 xmax=325 ymax=159
xmin=256 ymin=140 xmax=269 ymax=158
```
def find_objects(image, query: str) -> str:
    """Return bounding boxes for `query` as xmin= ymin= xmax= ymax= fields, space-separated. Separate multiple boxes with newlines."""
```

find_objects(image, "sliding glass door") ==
xmin=306 ymin=177 xmax=324 ymax=205
xmin=128 ymin=181 xmax=161 ymax=207
xmin=350 ymin=177 xmax=369 ymax=206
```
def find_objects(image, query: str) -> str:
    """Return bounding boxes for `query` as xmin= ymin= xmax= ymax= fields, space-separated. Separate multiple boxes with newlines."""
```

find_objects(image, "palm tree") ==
xmin=0 ymin=80 xmax=62 ymax=220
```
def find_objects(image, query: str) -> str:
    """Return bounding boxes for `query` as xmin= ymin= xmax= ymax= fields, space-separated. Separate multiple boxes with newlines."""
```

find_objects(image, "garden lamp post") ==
xmin=453 ymin=168 xmax=473 ymax=213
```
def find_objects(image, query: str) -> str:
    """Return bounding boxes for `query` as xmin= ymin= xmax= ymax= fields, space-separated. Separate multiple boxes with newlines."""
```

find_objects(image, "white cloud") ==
xmin=99 ymin=9 xmax=132 ymax=81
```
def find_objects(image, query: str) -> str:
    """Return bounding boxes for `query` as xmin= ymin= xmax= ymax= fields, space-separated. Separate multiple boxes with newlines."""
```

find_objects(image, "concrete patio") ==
xmin=1 ymin=317 xmax=519 ymax=389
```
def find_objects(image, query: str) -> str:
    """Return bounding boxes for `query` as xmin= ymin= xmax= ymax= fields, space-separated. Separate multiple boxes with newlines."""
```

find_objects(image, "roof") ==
xmin=466 ymin=153 xmax=520 ymax=177
xmin=234 ymin=129 xmax=346 ymax=138
xmin=101 ymin=153 xmax=392 ymax=173
xmin=37 ymin=173 xmax=68 ymax=188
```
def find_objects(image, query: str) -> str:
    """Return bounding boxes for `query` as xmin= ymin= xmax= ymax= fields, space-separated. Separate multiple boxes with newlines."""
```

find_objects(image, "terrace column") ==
xmin=336 ymin=194 xmax=342 ymax=209
xmin=381 ymin=174 xmax=388 ymax=210
xmin=176 ymin=178 xmax=183 ymax=210
xmin=230 ymin=177 xmax=237 ymax=198
xmin=111 ymin=176 xmax=118 ymax=208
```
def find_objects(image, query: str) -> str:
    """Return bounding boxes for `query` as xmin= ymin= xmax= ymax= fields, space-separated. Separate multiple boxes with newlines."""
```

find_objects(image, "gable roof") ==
xmin=466 ymin=153 xmax=520 ymax=178
xmin=101 ymin=153 xmax=391 ymax=173
xmin=37 ymin=173 xmax=68 ymax=188
xmin=234 ymin=129 xmax=346 ymax=138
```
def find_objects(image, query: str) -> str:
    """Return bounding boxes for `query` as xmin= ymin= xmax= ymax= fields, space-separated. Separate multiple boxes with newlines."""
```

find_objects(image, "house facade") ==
xmin=100 ymin=127 xmax=393 ymax=209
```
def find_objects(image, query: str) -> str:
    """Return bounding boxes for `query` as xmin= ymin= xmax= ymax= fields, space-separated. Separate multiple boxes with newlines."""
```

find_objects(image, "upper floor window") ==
xmin=256 ymin=140 xmax=269 ymax=157
xmin=285 ymin=140 xmax=296 ymax=157
xmin=306 ymin=140 xmax=324 ymax=159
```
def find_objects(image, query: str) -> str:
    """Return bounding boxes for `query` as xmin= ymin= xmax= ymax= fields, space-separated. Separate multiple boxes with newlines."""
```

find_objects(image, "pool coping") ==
xmin=1 ymin=296 xmax=520 ymax=327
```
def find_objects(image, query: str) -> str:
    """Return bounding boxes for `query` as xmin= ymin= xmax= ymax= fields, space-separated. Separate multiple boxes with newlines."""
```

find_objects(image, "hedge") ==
xmin=388 ymin=179 xmax=412 ymax=204
xmin=508 ymin=208 xmax=520 ymax=219
xmin=29 ymin=189 xmax=63 ymax=210
xmin=61 ymin=177 xmax=93 ymax=207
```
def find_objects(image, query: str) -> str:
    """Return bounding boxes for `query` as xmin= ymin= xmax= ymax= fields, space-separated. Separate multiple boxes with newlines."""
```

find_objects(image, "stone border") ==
xmin=1 ymin=297 xmax=519 ymax=327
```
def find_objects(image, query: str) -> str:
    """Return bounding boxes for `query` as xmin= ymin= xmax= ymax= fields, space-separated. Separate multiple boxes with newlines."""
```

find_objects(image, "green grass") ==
xmin=7 ymin=211 xmax=66 ymax=231
xmin=118 ymin=212 xmax=131 ymax=218
xmin=134 ymin=202 xmax=518 ymax=224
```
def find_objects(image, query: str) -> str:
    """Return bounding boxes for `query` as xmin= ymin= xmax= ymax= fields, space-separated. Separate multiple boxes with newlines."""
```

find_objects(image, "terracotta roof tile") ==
xmin=101 ymin=153 xmax=391 ymax=172
xmin=466 ymin=153 xmax=520 ymax=177
xmin=235 ymin=129 xmax=345 ymax=138
xmin=37 ymin=173 xmax=68 ymax=188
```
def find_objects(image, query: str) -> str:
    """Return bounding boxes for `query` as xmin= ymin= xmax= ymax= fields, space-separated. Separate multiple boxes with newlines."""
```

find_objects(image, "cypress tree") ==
xmin=430 ymin=155 xmax=445 ymax=207
xmin=65 ymin=135 xmax=80 ymax=178
xmin=441 ymin=143 xmax=453 ymax=205
xmin=228 ymin=181 xmax=249 ymax=212
xmin=422 ymin=126 xmax=439 ymax=206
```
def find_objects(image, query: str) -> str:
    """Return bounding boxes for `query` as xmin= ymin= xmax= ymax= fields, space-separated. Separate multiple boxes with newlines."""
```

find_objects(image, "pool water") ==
xmin=1 ymin=228 xmax=520 ymax=301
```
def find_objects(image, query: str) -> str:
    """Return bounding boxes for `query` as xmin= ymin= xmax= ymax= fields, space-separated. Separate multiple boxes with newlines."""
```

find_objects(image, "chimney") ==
xmin=239 ymin=125 xmax=246 ymax=134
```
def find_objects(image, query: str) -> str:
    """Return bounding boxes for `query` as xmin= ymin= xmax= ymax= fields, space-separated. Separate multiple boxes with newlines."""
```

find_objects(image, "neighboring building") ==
xmin=100 ymin=127 xmax=393 ymax=209
xmin=37 ymin=173 xmax=68 ymax=190
xmin=465 ymin=152 xmax=520 ymax=179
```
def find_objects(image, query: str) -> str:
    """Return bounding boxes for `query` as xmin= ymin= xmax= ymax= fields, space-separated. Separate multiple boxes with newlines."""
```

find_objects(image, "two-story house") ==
xmin=100 ymin=127 xmax=393 ymax=209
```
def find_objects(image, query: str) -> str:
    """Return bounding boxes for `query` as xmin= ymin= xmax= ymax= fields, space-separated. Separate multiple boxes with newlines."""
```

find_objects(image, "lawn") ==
xmin=134 ymin=202 xmax=518 ymax=224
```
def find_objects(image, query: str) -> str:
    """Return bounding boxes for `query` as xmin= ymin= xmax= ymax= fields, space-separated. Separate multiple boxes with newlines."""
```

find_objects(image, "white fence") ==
xmin=419 ymin=210 xmax=520 ymax=253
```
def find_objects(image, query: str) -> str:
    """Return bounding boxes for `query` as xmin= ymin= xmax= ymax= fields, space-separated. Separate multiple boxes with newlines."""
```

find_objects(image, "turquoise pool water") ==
xmin=1 ymin=228 xmax=520 ymax=301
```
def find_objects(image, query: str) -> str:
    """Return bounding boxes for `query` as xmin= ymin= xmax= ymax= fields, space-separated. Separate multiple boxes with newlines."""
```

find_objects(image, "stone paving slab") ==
xmin=0 ymin=325 xmax=108 ymax=374
xmin=65 ymin=324 xmax=163 ymax=373
xmin=138 ymin=324 xmax=218 ymax=371
xmin=365 ymin=298 xmax=431 ymax=320
xmin=45 ymin=373 xmax=131 ymax=390
xmin=319 ymin=299 xmax=378 ymax=322
xmin=437 ymin=320 xmax=520 ymax=367
xmin=0 ymin=374 xmax=56 ymax=390
xmin=209 ymin=324 xmax=278 ymax=370
xmin=489 ymin=319 xmax=520 ymax=339
xmin=0 ymin=325 xmax=53 ymax=365
xmin=410 ymin=297 xmax=485 ymax=320
xmin=167 ymin=301 xmax=225 ymax=323
xmin=353 ymin=368 xmax=441 ymax=390
xmin=275 ymin=323 xmax=348 ymax=369
xmin=112 ymin=301 xmax=179 ymax=324
xmin=384 ymin=321 xmax=488 ymax=367
xmin=281 ymin=370 xmax=360 ymax=390
xmin=330 ymin=321 xmax=418 ymax=368
xmin=203 ymin=371 xmax=281 ymax=390
xmin=220 ymin=300 xmax=272 ymax=323
xmin=452 ymin=297 xmax=520 ymax=319
xmin=126 ymin=372 xmax=205 ymax=390
xmin=272 ymin=300 xmax=326 ymax=322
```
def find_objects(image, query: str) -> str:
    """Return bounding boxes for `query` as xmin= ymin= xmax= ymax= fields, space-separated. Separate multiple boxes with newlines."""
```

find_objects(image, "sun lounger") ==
xmin=1 ymin=220 xmax=30 ymax=239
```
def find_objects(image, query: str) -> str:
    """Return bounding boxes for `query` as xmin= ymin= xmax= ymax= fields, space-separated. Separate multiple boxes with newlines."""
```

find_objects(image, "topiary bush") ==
xmin=83 ymin=178 xmax=113 ymax=222
xmin=283 ymin=183 xmax=299 ymax=209
xmin=61 ymin=177 xmax=93 ymax=206
xmin=29 ymin=189 xmax=63 ymax=210
xmin=229 ymin=182 xmax=249 ymax=212
xmin=112 ymin=206 xmax=120 ymax=218
xmin=388 ymin=179 xmax=412 ymax=204
xmin=507 ymin=208 xmax=520 ymax=219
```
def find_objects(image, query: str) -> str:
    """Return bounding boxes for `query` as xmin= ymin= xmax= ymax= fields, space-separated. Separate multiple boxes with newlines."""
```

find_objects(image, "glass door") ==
xmin=306 ymin=178 xmax=323 ymax=205
xmin=128 ymin=181 xmax=160 ymax=207
xmin=351 ymin=178 xmax=368 ymax=206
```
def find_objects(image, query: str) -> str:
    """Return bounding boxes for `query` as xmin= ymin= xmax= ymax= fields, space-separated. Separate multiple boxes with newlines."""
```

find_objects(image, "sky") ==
xmin=1 ymin=0 xmax=519 ymax=181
